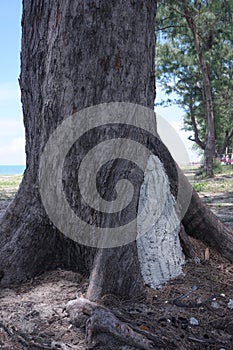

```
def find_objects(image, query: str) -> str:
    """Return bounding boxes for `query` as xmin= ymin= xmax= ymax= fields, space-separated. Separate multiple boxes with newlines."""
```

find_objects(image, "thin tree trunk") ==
xmin=181 ymin=0 xmax=215 ymax=177
xmin=220 ymin=125 xmax=233 ymax=155
xmin=188 ymin=99 xmax=206 ymax=150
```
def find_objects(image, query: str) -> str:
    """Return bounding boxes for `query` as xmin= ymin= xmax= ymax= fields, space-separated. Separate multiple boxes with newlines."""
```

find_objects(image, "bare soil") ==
xmin=0 ymin=193 xmax=232 ymax=350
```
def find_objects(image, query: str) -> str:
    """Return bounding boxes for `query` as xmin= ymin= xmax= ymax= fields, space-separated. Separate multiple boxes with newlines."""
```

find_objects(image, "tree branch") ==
xmin=0 ymin=321 xmax=71 ymax=350
xmin=157 ymin=25 xmax=186 ymax=31
xmin=188 ymin=100 xmax=206 ymax=150
xmin=168 ymin=6 xmax=187 ymax=18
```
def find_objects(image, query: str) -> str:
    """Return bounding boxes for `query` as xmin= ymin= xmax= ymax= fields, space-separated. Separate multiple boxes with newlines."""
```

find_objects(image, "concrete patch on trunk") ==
xmin=137 ymin=155 xmax=185 ymax=288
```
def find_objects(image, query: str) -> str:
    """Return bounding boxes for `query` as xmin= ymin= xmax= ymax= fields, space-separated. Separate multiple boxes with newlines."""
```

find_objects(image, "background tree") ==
xmin=156 ymin=0 xmax=233 ymax=175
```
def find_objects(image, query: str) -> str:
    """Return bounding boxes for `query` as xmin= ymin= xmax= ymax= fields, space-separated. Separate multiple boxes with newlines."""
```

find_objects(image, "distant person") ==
xmin=225 ymin=154 xmax=232 ymax=165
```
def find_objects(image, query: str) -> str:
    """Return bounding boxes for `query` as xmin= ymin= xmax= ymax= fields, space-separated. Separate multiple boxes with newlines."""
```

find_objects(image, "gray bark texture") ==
xmin=0 ymin=0 xmax=157 ymax=297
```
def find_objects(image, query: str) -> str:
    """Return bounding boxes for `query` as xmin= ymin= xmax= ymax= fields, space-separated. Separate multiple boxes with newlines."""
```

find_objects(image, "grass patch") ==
xmin=213 ymin=160 xmax=224 ymax=174
xmin=193 ymin=177 xmax=233 ymax=193
xmin=0 ymin=175 xmax=22 ymax=200
xmin=195 ymin=163 xmax=233 ymax=179
xmin=191 ymin=162 xmax=233 ymax=193
xmin=192 ymin=182 xmax=208 ymax=192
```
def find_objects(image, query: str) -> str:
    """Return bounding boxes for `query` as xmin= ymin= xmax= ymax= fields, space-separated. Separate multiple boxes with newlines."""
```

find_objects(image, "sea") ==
xmin=0 ymin=165 xmax=26 ymax=175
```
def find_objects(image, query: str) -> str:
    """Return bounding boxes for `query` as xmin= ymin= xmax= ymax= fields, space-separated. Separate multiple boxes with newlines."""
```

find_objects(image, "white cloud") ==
xmin=170 ymin=120 xmax=201 ymax=163
xmin=0 ymin=80 xmax=24 ymax=164
xmin=156 ymin=113 xmax=201 ymax=164
xmin=0 ymin=118 xmax=24 ymax=137
xmin=0 ymin=82 xmax=20 ymax=102
xmin=0 ymin=137 xmax=26 ymax=165
xmin=155 ymin=99 xmax=202 ymax=164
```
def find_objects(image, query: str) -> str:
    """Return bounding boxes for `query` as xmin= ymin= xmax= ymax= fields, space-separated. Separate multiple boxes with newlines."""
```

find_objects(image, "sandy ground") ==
xmin=0 ymin=194 xmax=232 ymax=349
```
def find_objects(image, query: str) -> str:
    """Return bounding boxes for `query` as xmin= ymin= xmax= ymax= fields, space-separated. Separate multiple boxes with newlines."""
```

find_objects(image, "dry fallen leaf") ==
xmin=204 ymin=247 xmax=210 ymax=261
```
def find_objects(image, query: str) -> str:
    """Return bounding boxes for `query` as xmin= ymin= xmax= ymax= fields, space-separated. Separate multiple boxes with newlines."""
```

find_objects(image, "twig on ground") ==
xmin=0 ymin=320 xmax=74 ymax=350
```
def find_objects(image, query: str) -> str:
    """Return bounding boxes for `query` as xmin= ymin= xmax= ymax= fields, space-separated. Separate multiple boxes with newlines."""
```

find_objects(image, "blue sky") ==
xmin=0 ymin=1 xmax=24 ymax=165
xmin=0 ymin=1 xmax=199 ymax=165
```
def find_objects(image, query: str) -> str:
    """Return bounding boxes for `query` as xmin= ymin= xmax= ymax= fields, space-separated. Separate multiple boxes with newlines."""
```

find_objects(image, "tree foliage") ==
xmin=156 ymin=0 xmax=233 ymax=166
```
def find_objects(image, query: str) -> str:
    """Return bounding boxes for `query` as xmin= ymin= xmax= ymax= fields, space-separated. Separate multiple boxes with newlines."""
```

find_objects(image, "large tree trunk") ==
xmin=0 ymin=0 xmax=156 ymax=295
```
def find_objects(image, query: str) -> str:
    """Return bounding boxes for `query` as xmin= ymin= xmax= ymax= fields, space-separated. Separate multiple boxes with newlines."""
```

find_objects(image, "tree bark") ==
xmin=0 ymin=0 xmax=156 ymax=298
xmin=188 ymin=100 xmax=205 ymax=150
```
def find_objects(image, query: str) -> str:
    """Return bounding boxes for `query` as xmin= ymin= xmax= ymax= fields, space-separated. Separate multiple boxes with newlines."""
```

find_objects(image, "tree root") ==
xmin=66 ymin=297 xmax=159 ymax=350
xmin=179 ymin=224 xmax=195 ymax=258
xmin=183 ymin=189 xmax=233 ymax=262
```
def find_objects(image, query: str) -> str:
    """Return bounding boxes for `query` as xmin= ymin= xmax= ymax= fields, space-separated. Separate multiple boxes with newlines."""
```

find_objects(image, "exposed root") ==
xmin=66 ymin=297 xmax=159 ymax=350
